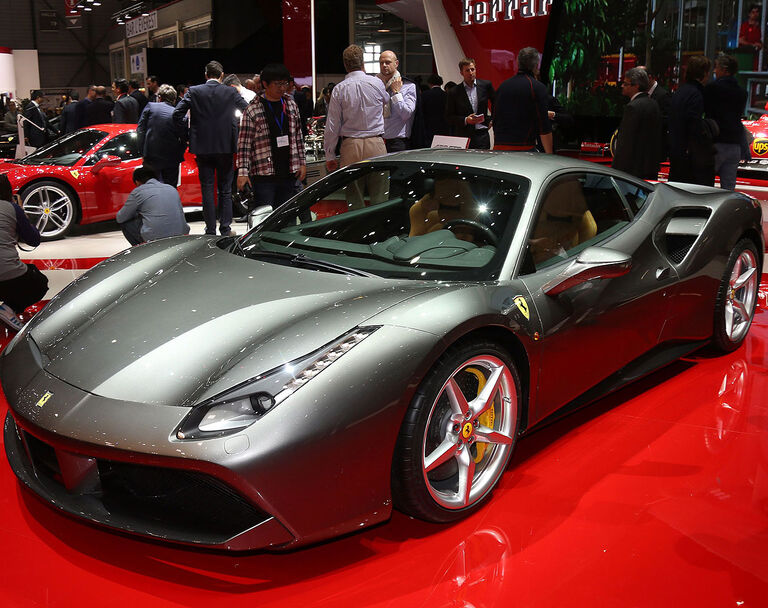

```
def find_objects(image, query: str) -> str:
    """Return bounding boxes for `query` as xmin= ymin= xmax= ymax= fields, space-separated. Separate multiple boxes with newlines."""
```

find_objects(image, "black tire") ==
xmin=392 ymin=340 xmax=522 ymax=523
xmin=20 ymin=180 xmax=79 ymax=241
xmin=712 ymin=238 xmax=761 ymax=353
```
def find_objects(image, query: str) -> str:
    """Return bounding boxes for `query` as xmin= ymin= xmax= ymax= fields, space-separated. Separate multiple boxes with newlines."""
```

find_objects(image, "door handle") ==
xmin=656 ymin=267 xmax=670 ymax=280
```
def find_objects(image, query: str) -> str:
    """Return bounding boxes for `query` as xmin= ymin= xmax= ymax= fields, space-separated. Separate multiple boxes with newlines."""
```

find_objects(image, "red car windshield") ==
xmin=15 ymin=130 xmax=107 ymax=166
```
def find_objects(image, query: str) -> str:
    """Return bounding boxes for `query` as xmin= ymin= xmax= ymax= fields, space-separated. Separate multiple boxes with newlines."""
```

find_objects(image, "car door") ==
xmin=84 ymin=131 xmax=143 ymax=216
xmin=518 ymin=171 xmax=679 ymax=424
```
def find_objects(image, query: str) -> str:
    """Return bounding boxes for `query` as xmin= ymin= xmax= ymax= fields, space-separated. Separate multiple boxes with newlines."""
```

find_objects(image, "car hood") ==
xmin=26 ymin=237 xmax=440 ymax=406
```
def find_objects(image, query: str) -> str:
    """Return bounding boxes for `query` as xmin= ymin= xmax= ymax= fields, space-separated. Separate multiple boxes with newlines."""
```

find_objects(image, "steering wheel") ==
xmin=442 ymin=219 xmax=498 ymax=246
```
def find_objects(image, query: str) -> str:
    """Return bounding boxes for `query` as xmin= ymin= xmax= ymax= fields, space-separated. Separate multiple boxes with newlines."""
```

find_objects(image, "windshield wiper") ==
xmin=247 ymin=250 xmax=377 ymax=277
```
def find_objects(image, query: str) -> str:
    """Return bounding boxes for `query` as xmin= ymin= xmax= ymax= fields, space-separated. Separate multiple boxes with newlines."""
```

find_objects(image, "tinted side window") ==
xmin=86 ymin=132 xmax=141 ymax=163
xmin=614 ymin=178 xmax=651 ymax=214
xmin=524 ymin=172 xmax=632 ymax=271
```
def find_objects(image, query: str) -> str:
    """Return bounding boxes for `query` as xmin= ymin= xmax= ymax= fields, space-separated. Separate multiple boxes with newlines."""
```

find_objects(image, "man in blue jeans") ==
xmin=174 ymin=60 xmax=248 ymax=236
xmin=236 ymin=63 xmax=306 ymax=214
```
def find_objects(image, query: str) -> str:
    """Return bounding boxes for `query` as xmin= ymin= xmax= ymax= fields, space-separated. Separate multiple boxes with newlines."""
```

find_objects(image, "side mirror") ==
xmin=542 ymin=246 xmax=632 ymax=296
xmin=247 ymin=204 xmax=273 ymax=229
xmin=90 ymin=155 xmax=122 ymax=174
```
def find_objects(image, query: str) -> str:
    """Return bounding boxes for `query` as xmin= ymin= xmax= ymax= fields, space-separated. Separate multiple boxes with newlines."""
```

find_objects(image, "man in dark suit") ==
xmin=668 ymin=55 xmax=714 ymax=186
xmin=704 ymin=54 xmax=748 ymax=191
xmin=639 ymin=66 xmax=671 ymax=157
xmin=421 ymin=74 xmax=449 ymax=146
xmin=112 ymin=79 xmax=140 ymax=124
xmin=137 ymin=84 xmax=187 ymax=187
xmin=85 ymin=86 xmax=114 ymax=126
xmin=173 ymin=60 xmax=248 ymax=236
xmin=23 ymin=90 xmax=47 ymax=148
xmin=129 ymin=80 xmax=149 ymax=115
xmin=612 ymin=67 xmax=663 ymax=180
xmin=74 ymin=85 xmax=96 ymax=129
xmin=60 ymin=91 xmax=79 ymax=134
xmin=493 ymin=47 xmax=553 ymax=152
xmin=444 ymin=58 xmax=495 ymax=149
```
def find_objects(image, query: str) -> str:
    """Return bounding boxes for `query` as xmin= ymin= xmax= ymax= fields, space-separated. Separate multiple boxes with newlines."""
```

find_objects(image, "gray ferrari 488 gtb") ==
xmin=2 ymin=151 xmax=763 ymax=551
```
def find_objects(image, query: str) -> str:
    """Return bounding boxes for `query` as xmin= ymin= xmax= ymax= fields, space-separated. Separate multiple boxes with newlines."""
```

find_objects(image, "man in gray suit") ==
xmin=137 ymin=84 xmax=187 ymax=187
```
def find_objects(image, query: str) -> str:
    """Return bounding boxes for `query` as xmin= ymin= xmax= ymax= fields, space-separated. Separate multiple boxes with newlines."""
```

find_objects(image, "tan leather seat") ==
xmin=409 ymin=178 xmax=475 ymax=238
xmin=530 ymin=176 xmax=595 ymax=264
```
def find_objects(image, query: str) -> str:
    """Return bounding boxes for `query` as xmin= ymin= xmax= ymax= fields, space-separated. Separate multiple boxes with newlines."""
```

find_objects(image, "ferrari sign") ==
xmin=460 ymin=0 xmax=552 ymax=25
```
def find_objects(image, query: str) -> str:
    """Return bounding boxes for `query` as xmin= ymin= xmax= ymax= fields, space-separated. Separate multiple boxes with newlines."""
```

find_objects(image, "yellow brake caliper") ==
xmin=464 ymin=367 xmax=495 ymax=463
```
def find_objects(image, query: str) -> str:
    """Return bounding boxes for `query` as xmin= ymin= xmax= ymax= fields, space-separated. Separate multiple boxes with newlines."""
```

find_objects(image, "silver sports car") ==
xmin=2 ymin=151 xmax=763 ymax=551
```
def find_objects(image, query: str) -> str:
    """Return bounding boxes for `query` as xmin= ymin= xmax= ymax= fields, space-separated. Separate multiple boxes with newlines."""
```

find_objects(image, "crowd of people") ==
xmin=0 ymin=40 xmax=758 ymax=331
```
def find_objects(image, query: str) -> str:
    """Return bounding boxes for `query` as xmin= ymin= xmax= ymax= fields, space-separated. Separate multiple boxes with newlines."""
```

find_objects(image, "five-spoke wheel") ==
xmin=20 ymin=180 xmax=78 ymax=240
xmin=393 ymin=342 xmax=520 ymax=522
xmin=712 ymin=238 xmax=760 ymax=352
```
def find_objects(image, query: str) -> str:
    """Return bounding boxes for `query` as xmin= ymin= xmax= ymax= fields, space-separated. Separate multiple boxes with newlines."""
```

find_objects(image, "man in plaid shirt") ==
xmin=236 ymin=63 xmax=306 ymax=210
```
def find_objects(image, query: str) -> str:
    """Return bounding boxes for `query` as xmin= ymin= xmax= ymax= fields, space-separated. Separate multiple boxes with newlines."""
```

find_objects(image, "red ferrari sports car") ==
xmin=0 ymin=124 xmax=203 ymax=240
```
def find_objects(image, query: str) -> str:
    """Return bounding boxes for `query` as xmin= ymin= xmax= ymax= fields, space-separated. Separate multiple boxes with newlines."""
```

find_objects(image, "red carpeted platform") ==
xmin=1 ymin=282 xmax=767 ymax=607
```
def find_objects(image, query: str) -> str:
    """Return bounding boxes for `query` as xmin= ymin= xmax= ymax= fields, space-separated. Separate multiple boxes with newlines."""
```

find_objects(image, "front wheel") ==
xmin=20 ymin=180 xmax=78 ymax=240
xmin=712 ymin=238 xmax=760 ymax=352
xmin=392 ymin=341 xmax=521 ymax=522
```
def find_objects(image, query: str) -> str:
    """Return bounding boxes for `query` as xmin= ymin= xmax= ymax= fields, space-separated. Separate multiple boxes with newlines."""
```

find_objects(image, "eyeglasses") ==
xmin=271 ymin=81 xmax=290 ymax=88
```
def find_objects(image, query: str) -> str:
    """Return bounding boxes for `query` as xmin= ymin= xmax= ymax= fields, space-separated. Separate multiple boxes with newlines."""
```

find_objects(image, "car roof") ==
xmin=372 ymin=149 xmax=637 ymax=184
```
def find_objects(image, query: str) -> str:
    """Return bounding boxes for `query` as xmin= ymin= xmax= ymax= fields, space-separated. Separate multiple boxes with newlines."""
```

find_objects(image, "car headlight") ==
xmin=175 ymin=326 xmax=379 ymax=440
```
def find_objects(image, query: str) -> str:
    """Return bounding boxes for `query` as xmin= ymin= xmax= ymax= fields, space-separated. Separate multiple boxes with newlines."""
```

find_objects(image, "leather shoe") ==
xmin=221 ymin=229 xmax=237 ymax=237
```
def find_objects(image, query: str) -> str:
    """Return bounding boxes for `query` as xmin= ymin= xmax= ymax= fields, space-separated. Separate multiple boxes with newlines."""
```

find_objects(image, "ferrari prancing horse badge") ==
xmin=513 ymin=296 xmax=530 ymax=320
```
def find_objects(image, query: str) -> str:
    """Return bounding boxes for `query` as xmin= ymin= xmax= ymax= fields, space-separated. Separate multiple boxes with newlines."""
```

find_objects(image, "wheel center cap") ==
xmin=43 ymin=207 xmax=50 ymax=215
xmin=461 ymin=422 xmax=474 ymax=439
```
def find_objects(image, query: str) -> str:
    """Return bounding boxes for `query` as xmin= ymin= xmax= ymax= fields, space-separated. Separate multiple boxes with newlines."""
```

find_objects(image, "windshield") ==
xmin=14 ymin=130 xmax=107 ymax=166
xmin=238 ymin=162 xmax=528 ymax=280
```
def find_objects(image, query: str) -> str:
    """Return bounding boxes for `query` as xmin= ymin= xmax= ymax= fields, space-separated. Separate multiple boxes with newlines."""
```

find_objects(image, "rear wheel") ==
xmin=20 ymin=180 xmax=79 ymax=240
xmin=392 ymin=341 xmax=521 ymax=522
xmin=712 ymin=238 xmax=760 ymax=352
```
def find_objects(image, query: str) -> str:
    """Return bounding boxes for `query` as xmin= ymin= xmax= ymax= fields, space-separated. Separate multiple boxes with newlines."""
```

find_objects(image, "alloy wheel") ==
xmin=725 ymin=248 xmax=758 ymax=343
xmin=421 ymin=355 xmax=517 ymax=510
xmin=22 ymin=183 xmax=75 ymax=239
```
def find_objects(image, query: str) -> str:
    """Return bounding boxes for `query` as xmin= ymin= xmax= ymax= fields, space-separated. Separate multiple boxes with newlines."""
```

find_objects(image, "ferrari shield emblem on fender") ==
xmin=69 ymin=170 xmax=79 ymax=179
xmin=35 ymin=391 xmax=53 ymax=408
xmin=513 ymin=296 xmax=530 ymax=320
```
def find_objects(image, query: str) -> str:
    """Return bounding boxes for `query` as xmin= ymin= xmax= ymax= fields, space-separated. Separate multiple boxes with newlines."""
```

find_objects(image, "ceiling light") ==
xmin=378 ymin=29 xmax=390 ymax=32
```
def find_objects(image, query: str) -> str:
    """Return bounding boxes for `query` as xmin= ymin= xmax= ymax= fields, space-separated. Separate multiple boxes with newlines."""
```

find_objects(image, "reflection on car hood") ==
xmin=27 ymin=237 xmax=439 ymax=406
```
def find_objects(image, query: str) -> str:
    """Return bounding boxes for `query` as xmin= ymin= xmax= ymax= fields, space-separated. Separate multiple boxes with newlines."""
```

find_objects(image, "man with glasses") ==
xmin=612 ymin=67 xmax=663 ymax=180
xmin=174 ymin=60 xmax=248 ymax=236
xmin=236 ymin=64 xmax=306 ymax=212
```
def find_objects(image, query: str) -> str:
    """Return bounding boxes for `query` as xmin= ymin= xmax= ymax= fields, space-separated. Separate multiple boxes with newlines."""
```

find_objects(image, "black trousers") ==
xmin=385 ymin=138 xmax=408 ymax=153
xmin=0 ymin=264 xmax=49 ymax=313
xmin=158 ymin=165 xmax=180 ymax=187
xmin=468 ymin=129 xmax=491 ymax=150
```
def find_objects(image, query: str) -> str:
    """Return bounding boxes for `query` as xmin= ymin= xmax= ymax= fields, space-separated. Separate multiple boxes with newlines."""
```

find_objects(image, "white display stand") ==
xmin=430 ymin=135 xmax=470 ymax=149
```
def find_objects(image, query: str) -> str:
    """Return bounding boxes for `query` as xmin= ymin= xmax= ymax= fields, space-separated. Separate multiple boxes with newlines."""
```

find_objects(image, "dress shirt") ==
xmin=383 ymin=80 xmax=417 ymax=140
xmin=324 ymin=70 xmax=388 ymax=158
xmin=240 ymin=87 xmax=257 ymax=103
xmin=116 ymin=178 xmax=189 ymax=242
xmin=464 ymin=81 xmax=487 ymax=130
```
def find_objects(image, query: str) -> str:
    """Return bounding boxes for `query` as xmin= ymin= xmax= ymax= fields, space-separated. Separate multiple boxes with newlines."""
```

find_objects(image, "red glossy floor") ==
xmin=1 ymin=282 xmax=768 ymax=607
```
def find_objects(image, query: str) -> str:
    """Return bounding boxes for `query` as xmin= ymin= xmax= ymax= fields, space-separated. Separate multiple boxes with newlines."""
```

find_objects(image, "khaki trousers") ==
xmin=340 ymin=136 xmax=388 ymax=209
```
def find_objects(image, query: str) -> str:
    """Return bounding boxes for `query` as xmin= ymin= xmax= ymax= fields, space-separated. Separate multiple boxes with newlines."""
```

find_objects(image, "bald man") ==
xmin=378 ymin=50 xmax=417 ymax=152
